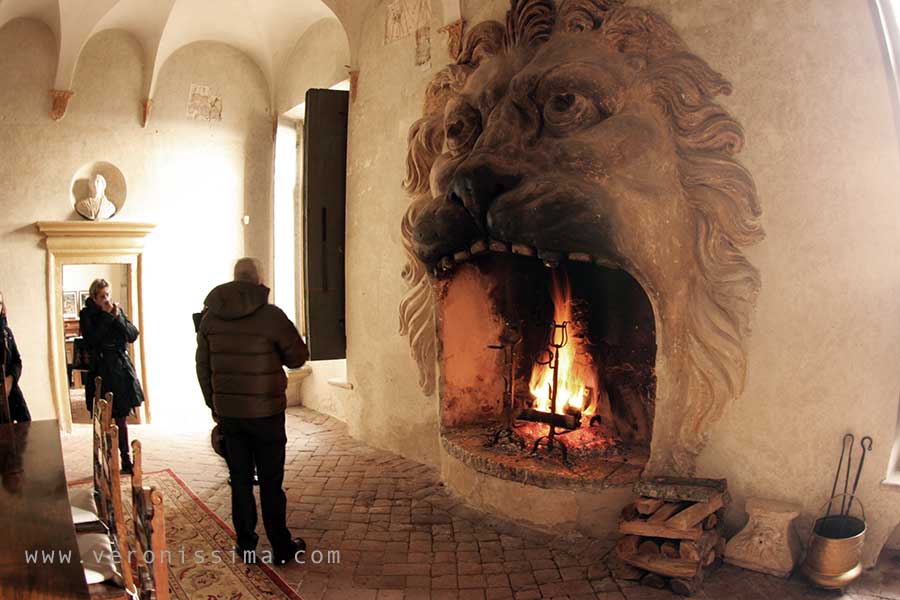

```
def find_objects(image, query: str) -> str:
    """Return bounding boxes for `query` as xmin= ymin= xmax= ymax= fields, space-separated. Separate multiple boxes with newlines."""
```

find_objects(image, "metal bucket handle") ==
xmin=805 ymin=493 xmax=867 ymax=551
xmin=816 ymin=493 xmax=866 ymax=523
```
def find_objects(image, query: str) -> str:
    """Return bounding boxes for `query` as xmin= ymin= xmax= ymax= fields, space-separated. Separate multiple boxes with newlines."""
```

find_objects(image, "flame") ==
xmin=529 ymin=271 xmax=598 ymax=418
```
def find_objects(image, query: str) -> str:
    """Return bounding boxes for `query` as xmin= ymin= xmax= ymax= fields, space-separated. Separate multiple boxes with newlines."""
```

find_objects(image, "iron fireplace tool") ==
xmin=530 ymin=320 xmax=571 ymax=465
xmin=826 ymin=433 xmax=854 ymax=519
xmin=846 ymin=436 xmax=873 ymax=518
xmin=485 ymin=322 xmax=524 ymax=448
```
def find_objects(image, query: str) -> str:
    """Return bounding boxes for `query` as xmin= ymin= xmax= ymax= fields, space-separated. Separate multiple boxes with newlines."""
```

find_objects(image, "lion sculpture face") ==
xmin=413 ymin=27 xmax=687 ymax=280
xmin=400 ymin=0 xmax=763 ymax=474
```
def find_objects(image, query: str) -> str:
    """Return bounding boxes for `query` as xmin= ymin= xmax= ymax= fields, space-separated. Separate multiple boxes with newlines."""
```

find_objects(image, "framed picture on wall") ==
xmin=62 ymin=291 xmax=78 ymax=318
xmin=78 ymin=290 xmax=90 ymax=310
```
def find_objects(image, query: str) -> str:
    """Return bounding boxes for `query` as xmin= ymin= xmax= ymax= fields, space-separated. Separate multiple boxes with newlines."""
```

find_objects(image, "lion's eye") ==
xmin=542 ymin=91 xmax=606 ymax=135
xmin=445 ymin=104 xmax=481 ymax=155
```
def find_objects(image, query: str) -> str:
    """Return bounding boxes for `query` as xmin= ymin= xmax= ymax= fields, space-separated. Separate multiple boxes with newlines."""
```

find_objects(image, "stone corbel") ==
xmin=49 ymin=90 xmax=74 ymax=121
xmin=438 ymin=19 xmax=466 ymax=61
xmin=141 ymin=98 xmax=153 ymax=128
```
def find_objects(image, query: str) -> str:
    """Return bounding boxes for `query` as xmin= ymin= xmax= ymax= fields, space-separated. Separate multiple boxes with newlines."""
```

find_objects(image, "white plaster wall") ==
xmin=342 ymin=1 xmax=448 ymax=465
xmin=297 ymin=359 xmax=352 ymax=423
xmin=277 ymin=17 xmax=350 ymax=115
xmin=340 ymin=0 xmax=900 ymax=566
xmin=652 ymin=0 xmax=900 ymax=567
xmin=0 ymin=21 xmax=273 ymax=426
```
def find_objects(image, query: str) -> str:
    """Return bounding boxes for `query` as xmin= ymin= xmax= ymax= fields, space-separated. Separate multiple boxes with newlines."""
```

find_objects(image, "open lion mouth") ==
xmin=425 ymin=235 xmax=620 ymax=277
xmin=411 ymin=166 xmax=617 ymax=276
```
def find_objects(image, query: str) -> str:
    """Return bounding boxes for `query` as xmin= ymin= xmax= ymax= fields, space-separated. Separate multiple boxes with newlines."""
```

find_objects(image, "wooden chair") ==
xmin=130 ymin=440 xmax=169 ymax=600
xmin=70 ymin=377 xmax=106 ymax=533
xmin=76 ymin=396 xmax=138 ymax=598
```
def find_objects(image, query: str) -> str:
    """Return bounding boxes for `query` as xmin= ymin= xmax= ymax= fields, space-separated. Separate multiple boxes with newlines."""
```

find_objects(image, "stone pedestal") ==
xmin=725 ymin=497 xmax=802 ymax=578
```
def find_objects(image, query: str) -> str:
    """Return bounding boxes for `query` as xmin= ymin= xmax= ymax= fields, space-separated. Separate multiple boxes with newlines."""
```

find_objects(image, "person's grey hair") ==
xmin=233 ymin=258 xmax=262 ymax=284
xmin=89 ymin=278 xmax=110 ymax=300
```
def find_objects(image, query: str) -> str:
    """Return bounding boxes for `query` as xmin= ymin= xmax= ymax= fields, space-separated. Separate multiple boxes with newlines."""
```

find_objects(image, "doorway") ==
xmin=61 ymin=264 xmax=141 ymax=425
xmin=36 ymin=220 xmax=154 ymax=432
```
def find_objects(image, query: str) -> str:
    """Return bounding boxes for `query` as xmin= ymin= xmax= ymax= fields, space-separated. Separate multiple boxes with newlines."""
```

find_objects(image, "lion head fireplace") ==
xmin=399 ymin=0 xmax=763 ymax=493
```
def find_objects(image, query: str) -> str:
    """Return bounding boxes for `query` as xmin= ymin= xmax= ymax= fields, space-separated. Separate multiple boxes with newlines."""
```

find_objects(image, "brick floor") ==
xmin=60 ymin=407 xmax=900 ymax=600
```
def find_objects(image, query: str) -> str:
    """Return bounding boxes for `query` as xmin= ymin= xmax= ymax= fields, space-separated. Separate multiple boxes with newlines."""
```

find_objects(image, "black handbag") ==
xmin=210 ymin=424 xmax=227 ymax=459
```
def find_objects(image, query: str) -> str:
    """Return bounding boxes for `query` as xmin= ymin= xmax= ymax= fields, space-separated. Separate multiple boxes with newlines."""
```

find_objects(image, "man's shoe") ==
xmin=234 ymin=546 xmax=257 ymax=565
xmin=273 ymin=538 xmax=306 ymax=566
xmin=120 ymin=460 xmax=134 ymax=475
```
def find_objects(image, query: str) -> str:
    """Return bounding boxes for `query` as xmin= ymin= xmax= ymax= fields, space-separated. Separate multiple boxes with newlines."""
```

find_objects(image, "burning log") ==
xmin=517 ymin=408 xmax=581 ymax=430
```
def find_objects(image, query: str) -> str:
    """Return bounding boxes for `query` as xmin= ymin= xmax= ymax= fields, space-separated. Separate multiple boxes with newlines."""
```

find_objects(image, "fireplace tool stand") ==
xmin=485 ymin=323 xmax=524 ymax=449
xmin=530 ymin=320 xmax=571 ymax=464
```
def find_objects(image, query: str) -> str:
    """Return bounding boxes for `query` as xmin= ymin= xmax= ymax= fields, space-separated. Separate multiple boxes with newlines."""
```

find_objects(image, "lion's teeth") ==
xmin=568 ymin=252 xmax=592 ymax=263
xmin=594 ymin=256 xmax=617 ymax=269
xmin=489 ymin=240 xmax=510 ymax=253
xmin=470 ymin=240 xmax=488 ymax=255
xmin=438 ymin=256 xmax=454 ymax=271
xmin=453 ymin=250 xmax=471 ymax=263
xmin=511 ymin=243 xmax=536 ymax=257
xmin=538 ymin=250 xmax=562 ymax=261
xmin=538 ymin=250 xmax=562 ymax=268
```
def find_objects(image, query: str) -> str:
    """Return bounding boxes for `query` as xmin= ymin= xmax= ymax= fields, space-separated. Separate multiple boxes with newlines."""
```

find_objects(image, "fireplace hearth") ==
xmin=401 ymin=0 xmax=763 ymax=531
xmin=435 ymin=252 xmax=656 ymax=483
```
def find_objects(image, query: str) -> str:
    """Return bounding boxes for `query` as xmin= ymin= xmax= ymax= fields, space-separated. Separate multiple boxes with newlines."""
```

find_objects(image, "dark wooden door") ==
xmin=303 ymin=89 xmax=348 ymax=360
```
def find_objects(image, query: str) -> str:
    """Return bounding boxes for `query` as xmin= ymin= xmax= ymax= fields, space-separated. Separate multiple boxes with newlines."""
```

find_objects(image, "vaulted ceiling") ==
xmin=0 ymin=0 xmax=375 ymax=106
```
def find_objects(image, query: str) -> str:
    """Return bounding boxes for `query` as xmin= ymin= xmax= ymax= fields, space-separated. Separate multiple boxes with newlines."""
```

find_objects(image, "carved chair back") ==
xmin=90 ymin=386 xmax=111 ymax=523
xmin=95 ymin=395 xmax=137 ymax=594
xmin=130 ymin=440 xmax=169 ymax=600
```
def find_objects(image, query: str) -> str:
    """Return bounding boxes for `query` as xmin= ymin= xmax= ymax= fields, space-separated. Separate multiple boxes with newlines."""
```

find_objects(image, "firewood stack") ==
xmin=612 ymin=477 xmax=730 ymax=596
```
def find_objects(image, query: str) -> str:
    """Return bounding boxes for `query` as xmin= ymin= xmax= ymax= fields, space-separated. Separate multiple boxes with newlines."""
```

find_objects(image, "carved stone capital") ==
xmin=725 ymin=498 xmax=802 ymax=578
xmin=49 ymin=90 xmax=74 ymax=121
xmin=438 ymin=19 xmax=466 ymax=61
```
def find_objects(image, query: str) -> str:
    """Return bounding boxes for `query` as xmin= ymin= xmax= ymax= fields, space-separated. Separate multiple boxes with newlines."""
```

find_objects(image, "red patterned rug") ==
xmin=70 ymin=469 xmax=302 ymax=600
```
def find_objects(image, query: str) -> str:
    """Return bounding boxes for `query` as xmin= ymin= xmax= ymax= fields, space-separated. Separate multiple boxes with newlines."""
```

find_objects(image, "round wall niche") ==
xmin=70 ymin=161 xmax=127 ymax=219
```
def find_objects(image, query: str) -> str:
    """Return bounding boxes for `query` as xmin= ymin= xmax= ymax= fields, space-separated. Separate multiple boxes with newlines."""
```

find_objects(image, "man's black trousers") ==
xmin=219 ymin=412 xmax=292 ymax=555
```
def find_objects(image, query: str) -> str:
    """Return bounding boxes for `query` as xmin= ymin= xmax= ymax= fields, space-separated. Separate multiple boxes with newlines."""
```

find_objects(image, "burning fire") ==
xmin=529 ymin=271 xmax=598 ymax=418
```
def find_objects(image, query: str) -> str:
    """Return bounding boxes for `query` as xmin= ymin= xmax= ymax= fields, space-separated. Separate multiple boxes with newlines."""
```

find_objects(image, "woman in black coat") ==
xmin=80 ymin=278 xmax=143 ymax=473
xmin=1 ymin=292 xmax=31 ymax=423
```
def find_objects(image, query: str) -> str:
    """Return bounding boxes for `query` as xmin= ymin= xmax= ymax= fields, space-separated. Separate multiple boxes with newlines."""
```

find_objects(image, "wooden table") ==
xmin=0 ymin=420 xmax=90 ymax=599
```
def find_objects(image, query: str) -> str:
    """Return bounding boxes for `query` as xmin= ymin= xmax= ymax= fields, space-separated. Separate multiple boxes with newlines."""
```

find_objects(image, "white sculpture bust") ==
xmin=75 ymin=173 xmax=117 ymax=221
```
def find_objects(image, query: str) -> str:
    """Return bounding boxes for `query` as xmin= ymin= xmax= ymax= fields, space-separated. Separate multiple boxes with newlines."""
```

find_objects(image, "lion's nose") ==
xmin=448 ymin=164 xmax=521 ymax=232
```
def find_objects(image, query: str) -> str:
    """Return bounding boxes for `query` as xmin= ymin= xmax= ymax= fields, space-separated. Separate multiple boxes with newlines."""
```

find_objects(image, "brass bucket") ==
xmin=801 ymin=495 xmax=866 ymax=589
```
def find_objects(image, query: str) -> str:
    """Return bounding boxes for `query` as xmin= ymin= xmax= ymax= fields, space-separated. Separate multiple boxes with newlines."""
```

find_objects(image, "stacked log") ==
xmin=613 ymin=477 xmax=730 ymax=596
